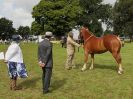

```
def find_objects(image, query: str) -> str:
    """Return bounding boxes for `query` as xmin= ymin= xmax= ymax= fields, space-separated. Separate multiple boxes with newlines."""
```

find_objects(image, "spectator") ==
xmin=4 ymin=35 xmax=28 ymax=90
xmin=38 ymin=32 xmax=53 ymax=94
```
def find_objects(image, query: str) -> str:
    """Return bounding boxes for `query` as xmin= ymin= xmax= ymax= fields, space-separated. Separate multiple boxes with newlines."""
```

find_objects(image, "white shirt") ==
xmin=5 ymin=42 xmax=23 ymax=63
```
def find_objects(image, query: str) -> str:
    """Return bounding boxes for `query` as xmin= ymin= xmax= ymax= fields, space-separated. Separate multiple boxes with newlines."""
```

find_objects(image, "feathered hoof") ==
xmin=118 ymin=70 xmax=124 ymax=74
xmin=81 ymin=68 xmax=86 ymax=72
xmin=89 ymin=67 xmax=93 ymax=70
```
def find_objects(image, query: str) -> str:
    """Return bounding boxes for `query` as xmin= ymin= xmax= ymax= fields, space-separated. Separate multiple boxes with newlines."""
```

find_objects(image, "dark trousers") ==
xmin=42 ymin=67 xmax=52 ymax=92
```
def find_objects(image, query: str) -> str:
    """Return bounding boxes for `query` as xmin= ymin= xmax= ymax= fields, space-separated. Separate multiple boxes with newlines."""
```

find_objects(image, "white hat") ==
xmin=45 ymin=31 xmax=53 ymax=36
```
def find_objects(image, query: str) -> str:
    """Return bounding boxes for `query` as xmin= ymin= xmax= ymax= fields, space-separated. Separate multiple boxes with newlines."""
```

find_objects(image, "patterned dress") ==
xmin=7 ymin=62 xmax=28 ymax=78
xmin=5 ymin=42 xmax=28 ymax=78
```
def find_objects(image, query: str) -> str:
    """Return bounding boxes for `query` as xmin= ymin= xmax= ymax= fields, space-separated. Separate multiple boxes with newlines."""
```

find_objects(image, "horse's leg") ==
xmin=112 ymin=52 xmax=123 ymax=74
xmin=116 ymin=52 xmax=123 ymax=74
xmin=90 ymin=53 xmax=94 ymax=70
xmin=81 ymin=51 xmax=89 ymax=71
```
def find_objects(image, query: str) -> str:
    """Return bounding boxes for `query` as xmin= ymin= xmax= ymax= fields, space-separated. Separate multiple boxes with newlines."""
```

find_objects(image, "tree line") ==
xmin=0 ymin=0 xmax=133 ymax=40
xmin=0 ymin=17 xmax=31 ymax=40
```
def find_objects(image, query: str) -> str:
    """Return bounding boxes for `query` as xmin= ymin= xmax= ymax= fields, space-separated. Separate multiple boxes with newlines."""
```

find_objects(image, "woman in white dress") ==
xmin=4 ymin=35 xmax=28 ymax=90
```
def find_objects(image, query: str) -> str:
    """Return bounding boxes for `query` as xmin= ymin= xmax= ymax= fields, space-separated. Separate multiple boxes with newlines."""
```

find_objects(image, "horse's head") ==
xmin=78 ymin=26 xmax=94 ymax=44
xmin=79 ymin=26 xmax=89 ymax=40
xmin=78 ymin=27 xmax=83 ymax=40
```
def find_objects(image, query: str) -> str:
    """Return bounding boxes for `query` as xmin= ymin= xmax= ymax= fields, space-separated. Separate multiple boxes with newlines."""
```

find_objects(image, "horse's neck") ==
xmin=83 ymin=31 xmax=92 ymax=41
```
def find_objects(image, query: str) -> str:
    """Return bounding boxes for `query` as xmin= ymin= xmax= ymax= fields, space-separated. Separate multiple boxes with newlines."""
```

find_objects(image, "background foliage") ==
xmin=0 ymin=18 xmax=15 ymax=39
xmin=113 ymin=0 xmax=133 ymax=38
xmin=0 ymin=0 xmax=132 ymax=39
xmin=79 ymin=0 xmax=112 ymax=36
xmin=32 ymin=0 xmax=82 ymax=36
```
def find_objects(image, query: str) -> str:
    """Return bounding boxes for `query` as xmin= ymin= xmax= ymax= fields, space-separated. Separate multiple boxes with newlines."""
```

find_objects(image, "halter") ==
xmin=81 ymin=27 xmax=94 ymax=45
xmin=84 ymin=35 xmax=93 ymax=45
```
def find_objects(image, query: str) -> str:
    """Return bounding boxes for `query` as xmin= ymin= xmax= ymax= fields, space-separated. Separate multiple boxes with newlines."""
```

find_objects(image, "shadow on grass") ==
xmin=76 ymin=63 xmax=116 ymax=71
xmin=18 ymin=77 xmax=40 ymax=89
xmin=51 ymin=78 xmax=67 ymax=91
xmin=75 ymin=63 xmax=83 ymax=69
xmin=94 ymin=64 xmax=117 ymax=71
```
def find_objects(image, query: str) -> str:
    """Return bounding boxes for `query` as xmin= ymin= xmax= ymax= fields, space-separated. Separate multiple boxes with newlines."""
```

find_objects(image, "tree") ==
xmin=113 ymin=0 xmax=133 ymax=41
xmin=32 ymin=0 xmax=82 ymax=36
xmin=31 ymin=21 xmax=43 ymax=35
xmin=104 ymin=29 xmax=113 ymax=35
xmin=17 ymin=26 xmax=30 ymax=39
xmin=0 ymin=17 xmax=15 ymax=40
xmin=79 ymin=0 xmax=112 ymax=36
xmin=88 ymin=19 xmax=103 ymax=37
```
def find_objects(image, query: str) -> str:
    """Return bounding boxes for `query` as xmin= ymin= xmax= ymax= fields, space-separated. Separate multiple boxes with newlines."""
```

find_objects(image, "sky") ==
xmin=0 ymin=0 xmax=116 ymax=29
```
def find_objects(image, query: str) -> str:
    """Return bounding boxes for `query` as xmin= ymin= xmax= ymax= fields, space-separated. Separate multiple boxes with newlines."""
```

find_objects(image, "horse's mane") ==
xmin=82 ymin=27 xmax=94 ymax=36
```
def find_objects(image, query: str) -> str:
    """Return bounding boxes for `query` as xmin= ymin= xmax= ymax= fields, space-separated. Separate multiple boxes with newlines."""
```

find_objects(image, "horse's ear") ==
xmin=80 ymin=26 xmax=84 ymax=29
xmin=82 ymin=26 xmax=89 ymax=31
xmin=86 ymin=28 xmax=89 ymax=31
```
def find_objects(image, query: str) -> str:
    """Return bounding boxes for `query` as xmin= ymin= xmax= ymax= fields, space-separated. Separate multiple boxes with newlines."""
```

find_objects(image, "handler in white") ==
xmin=5 ymin=35 xmax=28 ymax=90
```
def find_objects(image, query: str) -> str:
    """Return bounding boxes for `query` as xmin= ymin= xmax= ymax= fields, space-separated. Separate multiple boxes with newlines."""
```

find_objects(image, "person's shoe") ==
xmin=10 ymin=87 xmax=12 ymax=90
xmin=12 ymin=86 xmax=22 ymax=91
xmin=43 ymin=90 xmax=50 ymax=94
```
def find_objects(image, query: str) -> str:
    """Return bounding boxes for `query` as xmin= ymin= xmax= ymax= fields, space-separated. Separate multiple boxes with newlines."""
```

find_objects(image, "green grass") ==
xmin=0 ymin=43 xmax=133 ymax=99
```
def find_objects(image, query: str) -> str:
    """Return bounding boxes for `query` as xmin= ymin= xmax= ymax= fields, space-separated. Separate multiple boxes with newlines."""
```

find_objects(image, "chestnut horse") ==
xmin=80 ymin=27 xmax=123 ymax=74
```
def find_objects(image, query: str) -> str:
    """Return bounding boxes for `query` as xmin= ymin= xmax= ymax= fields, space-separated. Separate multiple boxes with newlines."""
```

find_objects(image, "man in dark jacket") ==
xmin=38 ymin=32 xmax=53 ymax=94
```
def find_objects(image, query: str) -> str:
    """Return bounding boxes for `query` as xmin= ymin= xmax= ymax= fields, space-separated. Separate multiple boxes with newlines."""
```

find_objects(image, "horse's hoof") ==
xmin=89 ymin=67 xmax=93 ymax=70
xmin=118 ymin=70 xmax=123 ymax=74
xmin=81 ymin=70 xmax=85 ymax=72
xmin=81 ymin=68 xmax=86 ymax=72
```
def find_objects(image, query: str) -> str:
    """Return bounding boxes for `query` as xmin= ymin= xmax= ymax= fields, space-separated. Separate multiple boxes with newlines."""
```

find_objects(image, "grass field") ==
xmin=0 ymin=42 xmax=133 ymax=99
